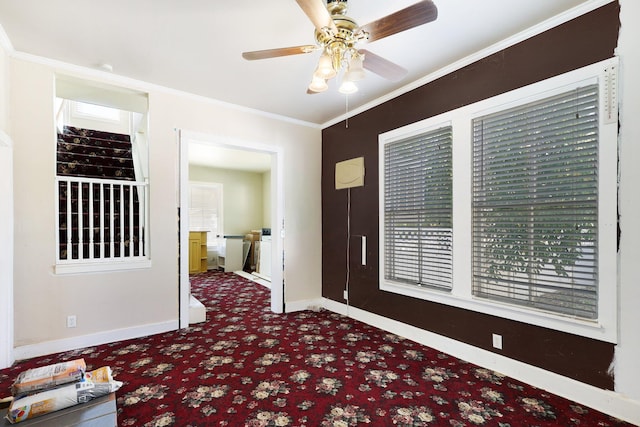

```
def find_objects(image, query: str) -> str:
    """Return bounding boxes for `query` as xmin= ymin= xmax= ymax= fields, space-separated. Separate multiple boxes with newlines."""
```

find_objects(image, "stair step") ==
xmin=63 ymin=126 xmax=131 ymax=143
xmin=58 ymin=133 xmax=132 ymax=151
xmin=57 ymin=163 xmax=135 ymax=180
xmin=56 ymin=126 xmax=136 ymax=180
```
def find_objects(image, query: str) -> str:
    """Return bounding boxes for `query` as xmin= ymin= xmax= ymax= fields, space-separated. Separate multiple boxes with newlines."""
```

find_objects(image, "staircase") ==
xmin=57 ymin=126 xmax=136 ymax=179
xmin=57 ymin=126 xmax=144 ymax=261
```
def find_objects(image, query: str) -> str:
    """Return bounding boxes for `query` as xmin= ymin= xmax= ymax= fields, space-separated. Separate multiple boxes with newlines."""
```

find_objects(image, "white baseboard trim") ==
xmin=321 ymin=298 xmax=640 ymax=426
xmin=235 ymin=271 xmax=271 ymax=289
xmin=13 ymin=320 xmax=179 ymax=362
xmin=285 ymin=297 xmax=324 ymax=313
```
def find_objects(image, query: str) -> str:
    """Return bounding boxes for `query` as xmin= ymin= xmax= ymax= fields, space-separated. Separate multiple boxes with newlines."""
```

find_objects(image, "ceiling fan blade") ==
xmin=360 ymin=0 xmax=438 ymax=43
xmin=242 ymin=45 xmax=319 ymax=61
xmin=359 ymin=49 xmax=408 ymax=82
xmin=295 ymin=0 xmax=338 ymax=34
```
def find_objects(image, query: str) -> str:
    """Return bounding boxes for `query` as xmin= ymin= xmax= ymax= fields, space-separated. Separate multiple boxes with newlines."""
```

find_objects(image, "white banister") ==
xmin=88 ymin=181 xmax=94 ymax=259
xmin=109 ymin=183 xmax=114 ymax=258
xmin=78 ymin=181 xmax=83 ymax=259
xmin=99 ymin=181 xmax=105 ymax=260
xmin=65 ymin=181 xmax=72 ymax=259
xmin=119 ymin=183 xmax=124 ymax=257
xmin=128 ymin=183 xmax=134 ymax=256
xmin=55 ymin=177 xmax=149 ymax=266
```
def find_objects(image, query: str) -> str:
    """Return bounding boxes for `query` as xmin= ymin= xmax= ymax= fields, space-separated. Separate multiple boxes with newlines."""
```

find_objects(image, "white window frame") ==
xmin=71 ymin=101 xmax=122 ymax=122
xmin=188 ymin=181 xmax=224 ymax=253
xmin=381 ymin=122 xmax=454 ymax=291
xmin=379 ymin=58 xmax=618 ymax=343
xmin=55 ymin=99 xmax=150 ymax=275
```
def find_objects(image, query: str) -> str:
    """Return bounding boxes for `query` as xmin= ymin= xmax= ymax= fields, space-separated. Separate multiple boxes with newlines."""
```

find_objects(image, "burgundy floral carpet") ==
xmin=0 ymin=270 xmax=633 ymax=426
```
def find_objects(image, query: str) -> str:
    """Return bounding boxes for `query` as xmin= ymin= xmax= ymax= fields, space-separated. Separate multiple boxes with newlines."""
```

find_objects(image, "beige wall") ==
xmin=156 ymin=93 xmax=321 ymax=306
xmin=262 ymin=171 xmax=271 ymax=228
xmin=0 ymin=40 xmax=7 ymax=130
xmin=9 ymin=56 xmax=322 ymax=355
xmin=11 ymin=60 xmax=179 ymax=349
xmin=189 ymin=165 xmax=264 ymax=235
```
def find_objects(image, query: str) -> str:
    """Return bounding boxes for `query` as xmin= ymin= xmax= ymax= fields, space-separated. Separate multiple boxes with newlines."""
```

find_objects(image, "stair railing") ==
xmin=55 ymin=176 xmax=149 ymax=267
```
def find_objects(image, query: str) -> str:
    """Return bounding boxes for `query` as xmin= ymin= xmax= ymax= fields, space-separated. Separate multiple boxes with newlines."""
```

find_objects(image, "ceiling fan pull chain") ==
xmin=345 ymin=95 xmax=349 ymax=129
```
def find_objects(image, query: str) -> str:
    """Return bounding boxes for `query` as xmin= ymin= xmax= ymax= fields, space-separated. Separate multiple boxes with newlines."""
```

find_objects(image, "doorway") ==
xmin=178 ymin=130 xmax=284 ymax=328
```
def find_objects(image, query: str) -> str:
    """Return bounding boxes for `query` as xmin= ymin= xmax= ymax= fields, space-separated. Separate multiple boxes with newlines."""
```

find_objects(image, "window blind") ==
xmin=189 ymin=183 xmax=222 ymax=250
xmin=472 ymin=85 xmax=599 ymax=319
xmin=384 ymin=125 xmax=453 ymax=290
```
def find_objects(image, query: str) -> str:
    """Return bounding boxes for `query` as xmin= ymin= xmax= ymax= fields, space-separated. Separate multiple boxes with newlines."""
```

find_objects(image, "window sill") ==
xmin=55 ymin=259 xmax=152 ymax=275
xmin=380 ymin=280 xmax=614 ymax=344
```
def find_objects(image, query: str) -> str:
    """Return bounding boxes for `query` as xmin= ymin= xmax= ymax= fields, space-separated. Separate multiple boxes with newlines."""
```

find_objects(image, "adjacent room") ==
xmin=0 ymin=0 xmax=638 ymax=425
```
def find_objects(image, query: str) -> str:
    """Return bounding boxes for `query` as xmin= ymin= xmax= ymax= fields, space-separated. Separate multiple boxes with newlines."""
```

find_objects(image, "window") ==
xmin=472 ymin=85 xmax=599 ymax=319
xmin=73 ymin=101 xmax=121 ymax=122
xmin=382 ymin=125 xmax=453 ymax=291
xmin=379 ymin=58 xmax=618 ymax=342
xmin=189 ymin=182 xmax=223 ymax=252
xmin=54 ymin=77 xmax=150 ymax=274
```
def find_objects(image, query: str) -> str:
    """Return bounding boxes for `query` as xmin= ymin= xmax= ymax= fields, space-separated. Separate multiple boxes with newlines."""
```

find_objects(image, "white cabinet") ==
xmin=257 ymin=236 xmax=272 ymax=281
xmin=218 ymin=237 xmax=244 ymax=272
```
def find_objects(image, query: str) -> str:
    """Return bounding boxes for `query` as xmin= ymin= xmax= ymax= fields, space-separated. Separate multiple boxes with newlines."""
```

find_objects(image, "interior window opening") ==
xmin=54 ymin=77 xmax=150 ymax=273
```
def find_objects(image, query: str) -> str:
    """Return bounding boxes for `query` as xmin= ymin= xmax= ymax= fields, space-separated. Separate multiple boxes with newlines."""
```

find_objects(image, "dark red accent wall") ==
xmin=321 ymin=3 xmax=620 ymax=389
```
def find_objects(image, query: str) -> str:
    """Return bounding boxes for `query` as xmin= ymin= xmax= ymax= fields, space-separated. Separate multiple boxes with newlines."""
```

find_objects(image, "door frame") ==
xmin=178 ymin=130 xmax=285 ymax=328
xmin=0 ymin=131 xmax=14 ymax=368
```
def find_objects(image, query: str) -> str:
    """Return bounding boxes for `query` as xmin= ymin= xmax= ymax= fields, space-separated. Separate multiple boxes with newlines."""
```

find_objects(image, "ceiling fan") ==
xmin=242 ymin=0 xmax=438 ymax=94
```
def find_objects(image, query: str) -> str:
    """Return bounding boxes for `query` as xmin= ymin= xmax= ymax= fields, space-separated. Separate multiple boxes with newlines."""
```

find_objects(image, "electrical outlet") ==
xmin=492 ymin=333 xmax=502 ymax=350
xmin=67 ymin=315 xmax=77 ymax=328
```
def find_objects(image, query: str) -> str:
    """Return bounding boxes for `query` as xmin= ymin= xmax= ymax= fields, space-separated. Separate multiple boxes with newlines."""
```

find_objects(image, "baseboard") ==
xmin=285 ymin=297 xmax=324 ymax=313
xmin=321 ymin=298 xmax=640 ymax=426
xmin=235 ymin=271 xmax=271 ymax=289
xmin=13 ymin=320 xmax=179 ymax=362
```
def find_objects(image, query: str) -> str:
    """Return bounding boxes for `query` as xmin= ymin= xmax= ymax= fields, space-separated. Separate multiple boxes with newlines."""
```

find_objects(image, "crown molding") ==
xmin=0 ymin=23 xmax=14 ymax=53
xmin=9 ymin=50 xmax=321 ymax=130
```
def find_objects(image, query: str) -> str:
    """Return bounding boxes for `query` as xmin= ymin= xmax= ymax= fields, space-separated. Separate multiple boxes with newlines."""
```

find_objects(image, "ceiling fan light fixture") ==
xmin=345 ymin=53 xmax=365 ymax=82
xmin=313 ymin=52 xmax=337 ymax=79
xmin=308 ymin=75 xmax=329 ymax=92
xmin=242 ymin=0 xmax=439 ymax=96
xmin=338 ymin=79 xmax=358 ymax=94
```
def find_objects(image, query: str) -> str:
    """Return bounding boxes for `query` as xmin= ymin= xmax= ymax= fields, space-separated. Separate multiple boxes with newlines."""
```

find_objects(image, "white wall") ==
xmin=189 ymin=165 xmax=264 ymax=235
xmin=614 ymin=0 xmax=640 ymax=403
xmin=9 ymin=56 xmax=322 ymax=357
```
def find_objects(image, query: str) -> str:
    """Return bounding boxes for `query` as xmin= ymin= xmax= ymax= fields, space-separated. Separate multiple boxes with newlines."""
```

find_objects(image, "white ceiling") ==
xmin=0 ymin=0 xmax=598 ymax=127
